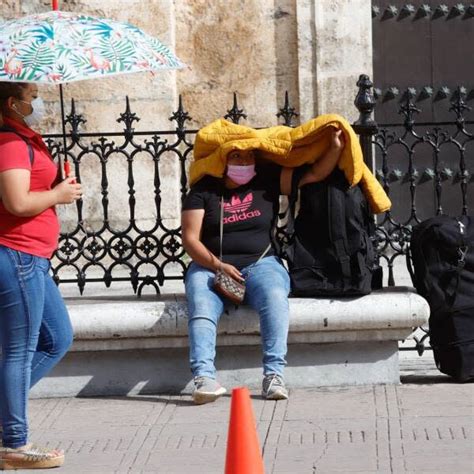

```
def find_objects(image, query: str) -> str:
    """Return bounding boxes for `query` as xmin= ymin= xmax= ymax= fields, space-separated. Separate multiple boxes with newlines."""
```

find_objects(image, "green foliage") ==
xmin=28 ymin=24 xmax=54 ymax=43
xmin=17 ymin=42 xmax=54 ymax=72
xmin=55 ymin=63 xmax=77 ymax=82
xmin=9 ymin=29 xmax=30 ymax=45
xmin=69 ymin=52 xmax=95 ymax=74
xmin=15 ymin=67 xmax=40 ymax=82
xmin=96 ymin=36 xmax=135 ymax=65
xmin=67 ymin=29 xmax=92 ymax=48
xmin=86 ymin=20 xmax=114 ymax=38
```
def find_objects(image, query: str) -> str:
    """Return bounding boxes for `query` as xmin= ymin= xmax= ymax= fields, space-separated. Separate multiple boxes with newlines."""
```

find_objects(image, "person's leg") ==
xmin=185 ymin=262 xmax=225 ymax=378
xmin=0 ymin=247 xmax=45 ymax=448
xmin=29 ymin=269 xmax=73 ymax=387
xmin=0 ymin=249 xmax=68 ymax=468
xmin=185 ymin=262 xmax=226 ymax=403
xmin=243 ymin=256 xmax=290 ymax=399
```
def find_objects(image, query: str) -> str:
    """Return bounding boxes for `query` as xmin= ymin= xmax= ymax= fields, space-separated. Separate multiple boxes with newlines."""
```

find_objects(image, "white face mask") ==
xmin=17 ymin=97 xmax=46 ymax=127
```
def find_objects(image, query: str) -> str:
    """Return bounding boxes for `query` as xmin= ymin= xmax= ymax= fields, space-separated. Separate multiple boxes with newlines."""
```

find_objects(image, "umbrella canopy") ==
xmin=0 ymin=7 xmax=184 ymax=176
xmin=0 ymin=10 xmax=184 ymax=84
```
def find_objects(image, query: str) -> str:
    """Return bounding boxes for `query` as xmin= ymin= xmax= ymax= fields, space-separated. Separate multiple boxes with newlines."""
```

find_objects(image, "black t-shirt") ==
xmin=183 ymin=164 xmax=281 ymax=269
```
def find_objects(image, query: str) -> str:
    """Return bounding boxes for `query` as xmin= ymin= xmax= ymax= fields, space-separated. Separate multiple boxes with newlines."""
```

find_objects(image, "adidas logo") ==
xmin=224 ymin=193 xmax=253 ymax=214
xmin=224 ymin=209 xmax=261 ymax=224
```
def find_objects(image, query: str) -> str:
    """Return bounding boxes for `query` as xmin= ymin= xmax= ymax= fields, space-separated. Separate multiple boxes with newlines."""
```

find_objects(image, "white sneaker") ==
xmin=192 ymin=376 xmax=227 ymax=405
xmin=262 ymin=374 xmax=289 ymax=400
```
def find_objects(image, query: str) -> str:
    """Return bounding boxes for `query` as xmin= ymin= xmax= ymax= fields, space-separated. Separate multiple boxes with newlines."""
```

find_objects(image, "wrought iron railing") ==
xmin=44 ymin=75 xmax=472 ymax=353
xmin=45 ymin=91 xmax=300 ymax=296
xmin=355 ymin=75 xmax=472 ymax=283
xmin=354 ymin=74 xmax=473 ymax=354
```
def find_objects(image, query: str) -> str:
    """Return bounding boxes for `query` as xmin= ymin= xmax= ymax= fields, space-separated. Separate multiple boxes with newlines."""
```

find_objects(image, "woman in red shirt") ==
xmin=0 ymin=82 xmax=82 ymax=470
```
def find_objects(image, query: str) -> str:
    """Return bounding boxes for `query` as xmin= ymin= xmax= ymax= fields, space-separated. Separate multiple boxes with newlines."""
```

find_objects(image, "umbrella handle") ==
xmin=58 ymin=83 xmax=69 ymax=181
xmin=63 ymin=161 xmax=76 ymax=183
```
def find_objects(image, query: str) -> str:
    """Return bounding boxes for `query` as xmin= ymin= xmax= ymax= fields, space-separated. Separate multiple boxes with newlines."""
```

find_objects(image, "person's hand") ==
xmin=219 ymin=262 xmax=244 ymax=282
xmin=53 ymin=176 xmax=83 ymax=205
xmin=330 ymin=129 xmax=345 ymax=151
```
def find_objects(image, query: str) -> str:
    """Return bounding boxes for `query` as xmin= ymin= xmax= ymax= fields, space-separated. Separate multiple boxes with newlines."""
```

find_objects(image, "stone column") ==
xmin=296 ymin=0 xmax=373 ymax=123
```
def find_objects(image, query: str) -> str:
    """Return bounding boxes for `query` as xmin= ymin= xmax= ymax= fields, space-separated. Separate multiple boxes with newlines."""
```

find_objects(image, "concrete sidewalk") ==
xmin=27 ymin=360 xmax=473 ymax=474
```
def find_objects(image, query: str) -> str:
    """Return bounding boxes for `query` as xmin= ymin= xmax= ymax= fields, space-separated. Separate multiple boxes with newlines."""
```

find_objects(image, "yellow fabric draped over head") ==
xmin=190 ymin=114 xmax=391 ymax=214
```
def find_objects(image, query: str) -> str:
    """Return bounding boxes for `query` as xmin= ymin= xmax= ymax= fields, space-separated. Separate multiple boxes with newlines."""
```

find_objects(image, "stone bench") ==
xmin=31 ymin=287 xmax=429 ymax=398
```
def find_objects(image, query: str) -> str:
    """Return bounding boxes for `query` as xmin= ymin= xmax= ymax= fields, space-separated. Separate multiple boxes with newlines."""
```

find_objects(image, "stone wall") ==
xmin=0 ymin=0 xmax=372 ymax=129
xmin=175 ymin=0 xmax=298 ymax=127
xmin=0 ymin=0 xmax=372 ymax=235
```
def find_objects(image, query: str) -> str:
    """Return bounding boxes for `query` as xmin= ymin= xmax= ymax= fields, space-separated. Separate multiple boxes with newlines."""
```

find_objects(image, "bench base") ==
xmin=27 ymin=288 xmax=429 ymax=398
xmin=31 ymin=340 xmax=399 ymax=398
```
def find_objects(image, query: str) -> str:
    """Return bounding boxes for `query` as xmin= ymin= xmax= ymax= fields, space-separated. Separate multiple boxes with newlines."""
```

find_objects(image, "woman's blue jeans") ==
xmin=0 ymin=246 xmax=73 ymax=448
xmin=185 ymin=256 xmax=290 ymax=379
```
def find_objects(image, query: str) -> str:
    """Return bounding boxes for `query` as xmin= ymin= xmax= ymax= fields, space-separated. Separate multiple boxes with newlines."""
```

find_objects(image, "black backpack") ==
xmin=407 ymin=215 xmax=474 ymax=381
xmin=282 ymin=168 xmax=380 ymax=297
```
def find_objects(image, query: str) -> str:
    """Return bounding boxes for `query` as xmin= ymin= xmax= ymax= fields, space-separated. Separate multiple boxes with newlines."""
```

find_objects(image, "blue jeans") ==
xmin=0 ymin=246 xmax=73 ymax=448
xmin=185 ymin=256 xmax=290 ymax=379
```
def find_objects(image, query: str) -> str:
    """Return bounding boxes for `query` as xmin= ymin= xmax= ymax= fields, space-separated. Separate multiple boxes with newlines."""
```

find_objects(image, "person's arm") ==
xmin=280 ymin=129 xmax=345 ymax=195
xmin=181 ymin=209 xmax=244 ymax=282
xmin=0 ymin=169 xmax=82 ymax=217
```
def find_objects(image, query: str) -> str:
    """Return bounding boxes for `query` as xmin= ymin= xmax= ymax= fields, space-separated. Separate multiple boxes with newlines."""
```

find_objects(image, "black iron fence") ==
xmin=355 ymin=75 xmax=473 ymax=287
xmin=45 ymin=91 xmax=302 ymax=296
xmin=46 ymin=95 xmax=196 ymax=296
xmin=356 ymin=75 xmax=473 ymax=353
xmin=44 ymin=75 xmax=472 ymax=352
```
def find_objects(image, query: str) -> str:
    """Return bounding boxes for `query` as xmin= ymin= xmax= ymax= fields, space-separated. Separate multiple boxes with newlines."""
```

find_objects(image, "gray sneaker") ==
xmin=262 ymin=374 xmax=289 ymax=400
xmin=192 ymin=376 xmax=227 ymax=405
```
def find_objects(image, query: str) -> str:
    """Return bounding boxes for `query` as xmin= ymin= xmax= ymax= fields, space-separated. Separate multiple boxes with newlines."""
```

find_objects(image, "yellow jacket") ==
xmin=190 ymin=114 xmax=391 ymax=214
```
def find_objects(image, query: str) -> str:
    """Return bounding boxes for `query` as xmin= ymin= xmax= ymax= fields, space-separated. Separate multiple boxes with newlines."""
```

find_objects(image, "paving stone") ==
xmin=25 ymin=382 xmax=472 ymax=473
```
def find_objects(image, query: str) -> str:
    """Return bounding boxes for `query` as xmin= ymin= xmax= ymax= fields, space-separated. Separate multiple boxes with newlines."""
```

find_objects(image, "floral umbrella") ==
xmin=0 ymin=11 xmax=184 ymax=84
xmin=0 ymin=1 xmax=185 ymax=174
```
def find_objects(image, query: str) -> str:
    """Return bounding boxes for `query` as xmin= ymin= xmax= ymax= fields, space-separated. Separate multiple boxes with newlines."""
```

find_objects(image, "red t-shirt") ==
xmin=0 ymin=117 xmax=60 ymax=258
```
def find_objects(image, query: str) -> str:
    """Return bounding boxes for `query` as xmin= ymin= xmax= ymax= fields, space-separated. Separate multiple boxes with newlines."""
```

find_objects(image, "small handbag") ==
xmin=214 ymin=268 xmax=246 ymax=305
xmin=213 ymin=197 xmax=270 ymax=305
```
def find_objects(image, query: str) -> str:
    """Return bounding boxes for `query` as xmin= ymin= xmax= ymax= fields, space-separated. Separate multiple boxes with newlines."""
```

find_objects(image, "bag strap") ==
xmin=407 ymin=223 xmax=433 ymax=292
xmin=281 ymin=165 xmax=309 ymax=252
xmin=0 ymin=126 xmax=34 ymax=165
xmin=219 ymin=196 xmax=224 ymax=263
xmin=219 ymin=196 xmax=271 ymax=267
xmin=256 ymin=243 xmax=272 ymax=263
xmin=445 ymin=220 xmax=469 ymax=303
xmin=328 ymin=184 xmax=352 ymax=289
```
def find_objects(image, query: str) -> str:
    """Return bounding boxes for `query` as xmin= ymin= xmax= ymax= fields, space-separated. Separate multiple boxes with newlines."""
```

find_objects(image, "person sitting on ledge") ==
xmin=181 ymin=129 xmax=345 ymax=405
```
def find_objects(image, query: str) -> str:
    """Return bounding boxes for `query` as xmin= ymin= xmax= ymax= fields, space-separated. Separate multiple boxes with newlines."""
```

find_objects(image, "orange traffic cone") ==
xmin=225 ymin=387 xmax=265 ymax=474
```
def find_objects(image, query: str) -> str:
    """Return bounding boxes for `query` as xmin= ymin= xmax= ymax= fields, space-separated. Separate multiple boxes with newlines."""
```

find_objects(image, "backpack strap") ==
xmin=445 ymin=221 xmax=469 ymax=304
xmin=272 ymin=165 xmax=310 ymax=258
xmin=445 ymin=250 xmax=467 ymax=303
xmin=328 ymin=184 xmax=352 ymax=290
xmin=407 ymin=222 xmax=434 ymax=293
xmin=286 ymin=165 xmax=311 ymax=234
xmin=0 ymin=125 xmax=34 ymax=165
